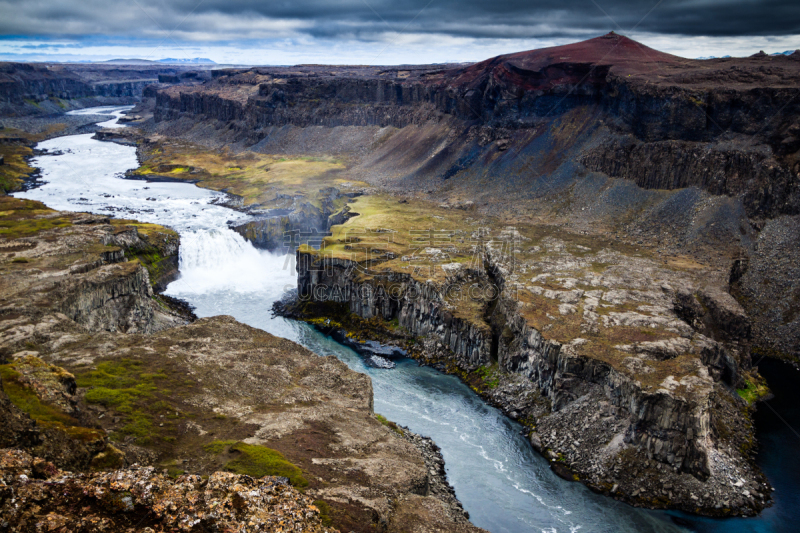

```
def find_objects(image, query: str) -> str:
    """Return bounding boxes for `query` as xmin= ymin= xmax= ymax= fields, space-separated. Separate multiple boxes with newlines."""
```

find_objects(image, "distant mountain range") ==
xmin=100 ymin=58 xmax=216 ymax=65
xmin=158 ymin=58 xmax=216 ymax=64
xmin=698 ymin=50 xmax=798 ymax=60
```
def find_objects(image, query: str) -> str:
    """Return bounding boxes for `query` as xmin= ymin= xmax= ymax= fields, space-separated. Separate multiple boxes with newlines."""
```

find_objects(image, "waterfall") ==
xmin=168 ymin=228 xmax=296 ymax=295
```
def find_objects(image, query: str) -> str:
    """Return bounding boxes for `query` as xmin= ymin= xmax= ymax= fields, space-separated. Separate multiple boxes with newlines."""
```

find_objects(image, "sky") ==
xmin=0 ymin=0 xmax=798 ymax=65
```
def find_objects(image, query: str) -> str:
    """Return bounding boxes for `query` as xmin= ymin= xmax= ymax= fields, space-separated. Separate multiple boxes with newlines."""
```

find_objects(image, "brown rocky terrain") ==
xmin=0 ymin=448 xmax=336 ymax=532
xmin=0 ymin=196 xmax=483 ymax=532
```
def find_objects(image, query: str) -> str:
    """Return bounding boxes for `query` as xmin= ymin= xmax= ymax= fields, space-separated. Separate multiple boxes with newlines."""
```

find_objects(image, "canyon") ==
xmin=2 ymin=32 xmax=800 ymax=531
xmin=142 ymin=33 xmax=800 ymax=361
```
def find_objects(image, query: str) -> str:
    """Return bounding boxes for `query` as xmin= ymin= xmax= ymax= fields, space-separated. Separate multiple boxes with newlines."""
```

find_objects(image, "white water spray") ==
xmin=167 ymin=229 xmax=295 ymax=295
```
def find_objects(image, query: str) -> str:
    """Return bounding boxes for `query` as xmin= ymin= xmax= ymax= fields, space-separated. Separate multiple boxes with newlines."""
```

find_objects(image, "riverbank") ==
xmin=276 ymin=289 xmax=772 ymax=517
xmin=0 ymin=195 xmax=485 ymax=533
xmin=1 ymin=107 xmax=141 ymax=193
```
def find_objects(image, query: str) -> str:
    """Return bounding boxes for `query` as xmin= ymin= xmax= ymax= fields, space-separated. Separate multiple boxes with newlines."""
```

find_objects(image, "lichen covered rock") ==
xmin=0 ymin=448 xmax=337 ymax=532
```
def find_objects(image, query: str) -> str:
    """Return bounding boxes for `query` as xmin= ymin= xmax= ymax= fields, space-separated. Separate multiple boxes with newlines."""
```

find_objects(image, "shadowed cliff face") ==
xmin=153 ymin=33 xmax=800 ymax=147
xmin=285 ymin=192 xmax=769 ymax=516
xmin=151 ymin=33 xmax=800 ymax=221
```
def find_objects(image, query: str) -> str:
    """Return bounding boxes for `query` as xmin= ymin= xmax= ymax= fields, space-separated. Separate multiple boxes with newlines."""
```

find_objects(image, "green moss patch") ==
xmin=76 ymin=359 xmax=172 ymax=445
xmin=133 ymin=141 xmax=357 ymax=207
xmin=109 ymin=220 xmax=178 ymax=287
xmin=737 ymin=375 xmax=770 ymax=405
xmin=473 ymin=365 xmax=500 ymax=390
xmin=0 ymin=362 xmax=105 ymax=444
xmin=78 ymin=359 xmax=166 ymax=412
xmin=0 ymin=364 xmax=77 ymax=427
xmin=110 ymin=219 xmax=178 ymax=240
xmin=0 ymin=126 xmax=64 ymax=193
xmin=313 ymin=500 xmax=334 ymax=527
xmin=375 ymin=413 xmax=404 ymax=435
xmin=159 ymin=459 xmax=187 ymax=478
xmin=90 ymin=444 xmax=126 ymax=470
xmin=0 ymin=196 xmax=75 ymax=239
xmin=203 ymin=440 xmax=308 ymax=487
xmin=0 ymin=213 xmax=73 ymax=239
xmin=0 ymin=144 xmax=35 ymax=193
xmin=202 ymin=439 xmax=237 ymax=454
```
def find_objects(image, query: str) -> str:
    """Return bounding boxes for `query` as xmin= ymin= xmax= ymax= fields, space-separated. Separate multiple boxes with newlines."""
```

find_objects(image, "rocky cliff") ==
xmin=0 ymin=197 xmax=185 ymax=337
xmin=0 ymin=449 xmax=337 ymax=533
xmin=154 ymin=34 xmax=800 ymax=141
xmin=286 ymin=195 xmax=769 ymax=516
xmin=152 ymin=34 xmax=800 ymax=217
xmin=231 ymin=187 xmax=358 ymax=249
xmin=0 ymin=62 xmax=212 ymax=117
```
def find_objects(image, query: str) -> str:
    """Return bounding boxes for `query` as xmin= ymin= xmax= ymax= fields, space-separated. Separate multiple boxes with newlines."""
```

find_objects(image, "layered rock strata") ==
xmin=1 ymin=61 xmax=212 ymax=117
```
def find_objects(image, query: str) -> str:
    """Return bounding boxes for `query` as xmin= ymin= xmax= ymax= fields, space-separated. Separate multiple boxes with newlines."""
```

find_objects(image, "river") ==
xmin=14 ymin=106 xmax=800 ymax=533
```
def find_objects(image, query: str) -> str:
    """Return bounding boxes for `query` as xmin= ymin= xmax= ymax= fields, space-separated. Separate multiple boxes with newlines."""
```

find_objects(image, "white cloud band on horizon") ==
xmin=1 ymin=31 xmax=798 ymax=66
xmin=0 ymin=0 xmax=797 ymax=65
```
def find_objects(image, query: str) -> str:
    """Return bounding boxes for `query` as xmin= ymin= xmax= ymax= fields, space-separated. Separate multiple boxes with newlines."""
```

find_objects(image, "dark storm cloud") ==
xmin=0 ymin=0 xmax=798 ymax=41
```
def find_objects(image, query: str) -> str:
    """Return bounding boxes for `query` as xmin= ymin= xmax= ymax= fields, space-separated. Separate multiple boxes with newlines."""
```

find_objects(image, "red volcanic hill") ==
xmin=499 ymin=32 xmax=683 ymax=73
xmin=445 ymin=32 xmax=798 ymax=92
xmin=448 ymin=32 xmax=684 ymax=90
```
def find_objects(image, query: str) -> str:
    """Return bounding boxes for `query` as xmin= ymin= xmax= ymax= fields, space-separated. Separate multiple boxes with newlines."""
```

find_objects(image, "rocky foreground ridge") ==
xmin=0 ymin=196 xmax=483 ymax=533
xmin=0 ymin=449 xmax=335 ymax=533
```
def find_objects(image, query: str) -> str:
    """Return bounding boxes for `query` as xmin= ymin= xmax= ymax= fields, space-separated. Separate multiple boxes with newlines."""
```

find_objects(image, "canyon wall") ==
xmin=0 ymin=197 xmax=484 ymax=533
xmin=292 ymin=239 xmax=768 ymax=515
xmin=152 ymin=35 xmax=800 ymax=218
xmin=0 ymin=62 xmax=211 ymax=117
xmin=231 ymin=188 xmax=357 ymax=249
xmin=297 ymin=250 xmax=710 ymax=478
xmin=148 ymin=34 xmax=800 ymax=360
